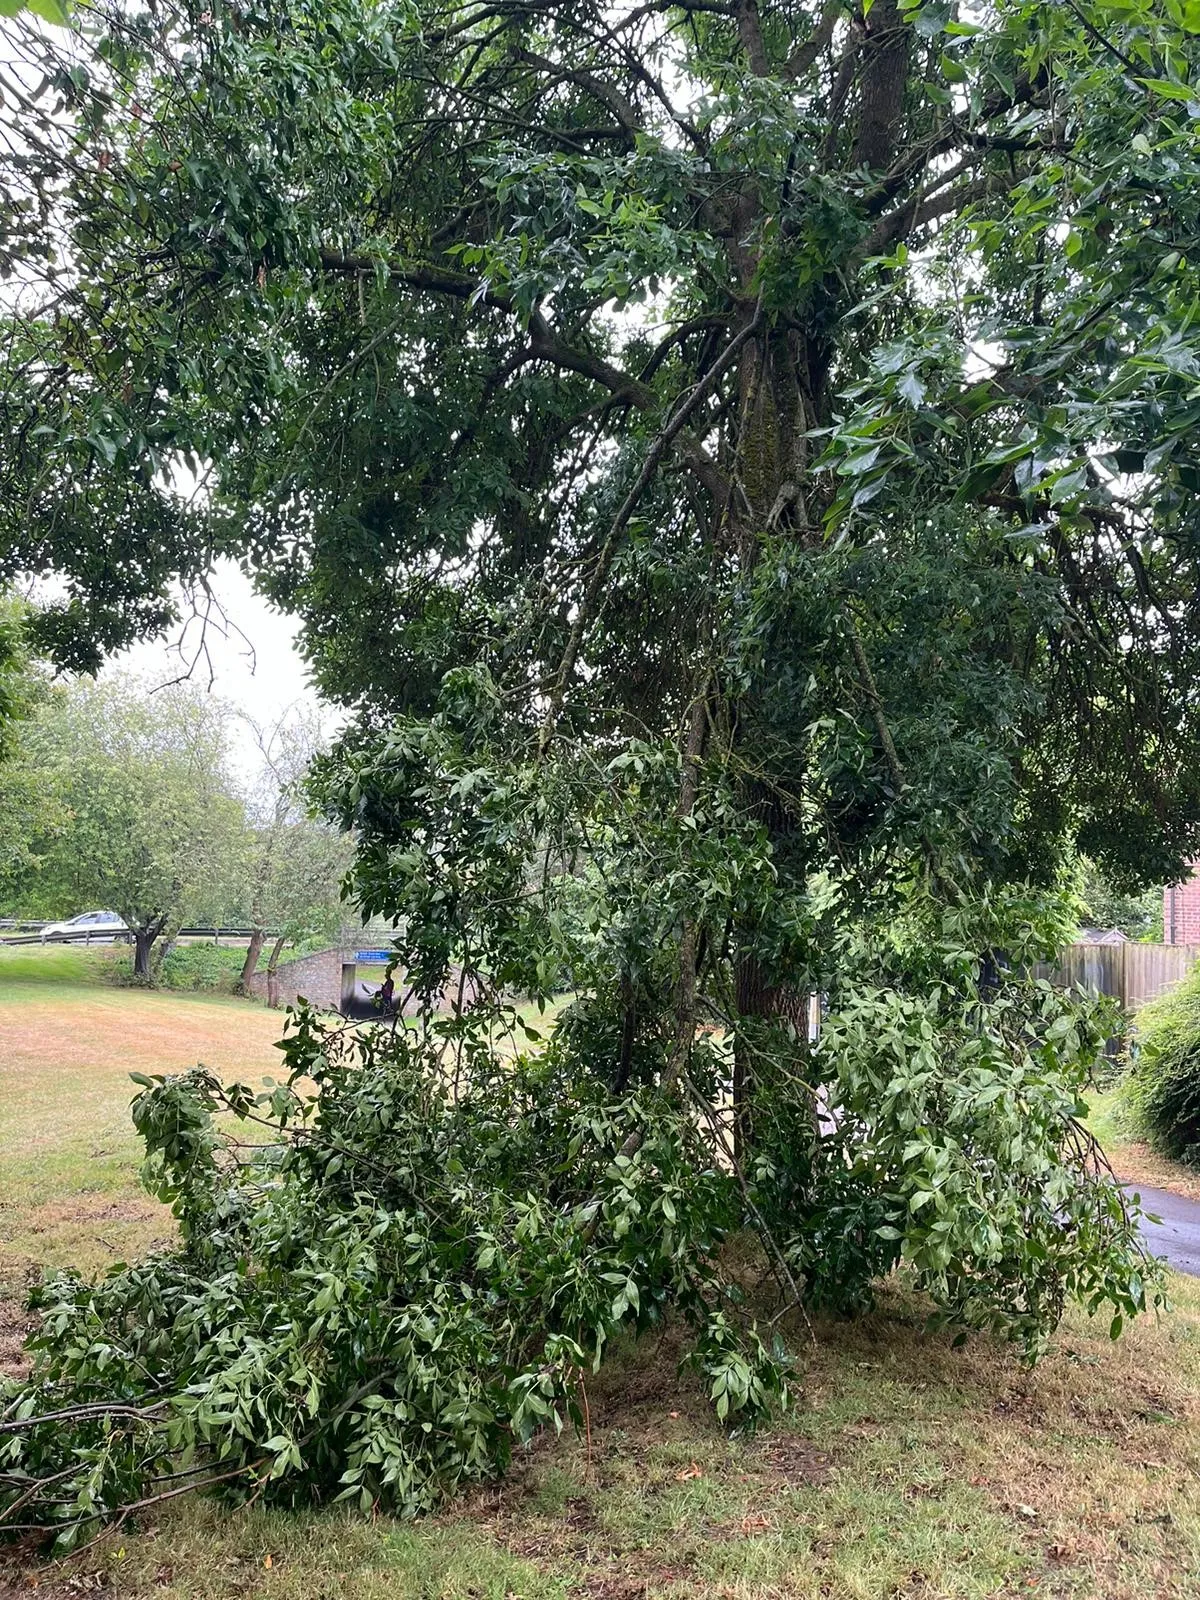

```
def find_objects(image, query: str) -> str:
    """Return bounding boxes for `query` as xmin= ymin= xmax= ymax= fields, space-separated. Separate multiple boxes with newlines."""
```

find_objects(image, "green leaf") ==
xmin=1137 ymin=78 xmax=1195 ymax=100
xmin=897 ymin=370 xmax=926 ymax=408
xmin=24 ymin=0 xmax=71 ymax=23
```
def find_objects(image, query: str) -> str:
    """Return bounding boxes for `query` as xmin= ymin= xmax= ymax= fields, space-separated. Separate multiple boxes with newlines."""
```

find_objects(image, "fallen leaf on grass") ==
xmin=675 ymin=1462 xmax=703 ymax=1481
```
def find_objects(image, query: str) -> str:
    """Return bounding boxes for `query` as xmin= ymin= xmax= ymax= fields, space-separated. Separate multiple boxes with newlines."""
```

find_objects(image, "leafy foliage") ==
xmin=0 ymin=595 xmax=28 ymax=757
xmin=1078 ymin=859 xmax=1162 ymax=942
xmin=154 ymin=942 xmax=247 ymax=991
xmin=0 ymin=675 xmax=247 ymax=974
xmin=0 ymin=0 xmax=1191 ymax=1547
xmin=1125 ymin=965 xmax=1200 ymax=1165
xmin=231 ymin=710 xmax=354 ymax=991
xmin=0 ymin=598 xmax=54 ymax=888
xmin=2 ymin=921 xmax=1158 ymax=1550
xmin=4 ymin=1 xmax=1200 ymax=885
xmin=1 ymin=1007 xmax=790 ymax=1551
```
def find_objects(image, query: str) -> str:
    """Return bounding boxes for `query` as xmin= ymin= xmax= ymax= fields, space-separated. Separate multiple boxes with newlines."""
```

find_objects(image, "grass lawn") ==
xmin=0 ymin=944 xmax=288 ymax=1284
xmin=1 ymin=958 xmax=1199 ymax=1599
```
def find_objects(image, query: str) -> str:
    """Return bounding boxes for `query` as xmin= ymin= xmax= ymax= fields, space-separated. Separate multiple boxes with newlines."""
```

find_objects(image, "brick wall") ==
xmin=247 ymin=947 xmax=344 ymax=1009
xmin=1164 ymin=868 xmax=1200 ymax=944
xmin=248 ymin=947 xmax=481 ymax=1014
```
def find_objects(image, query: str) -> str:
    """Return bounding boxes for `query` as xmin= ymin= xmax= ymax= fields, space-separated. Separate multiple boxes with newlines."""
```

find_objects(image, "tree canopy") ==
xmin=3 ymin=0 xmax=1200 ymax=1547
xmin=0 ymin=674 xmax=247 ymax=973
xmin=3 ymin=0 xmax=1200 ymax=883
xmin=235 ymin=708 xmax=354 ymax=992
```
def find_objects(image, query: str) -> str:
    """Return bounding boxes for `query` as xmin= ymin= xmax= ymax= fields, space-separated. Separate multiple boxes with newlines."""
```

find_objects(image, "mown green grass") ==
xmin=2 ymin=980 xmax=1199 ymax=1599
xmin=0 ymin=942 xmax=116 ymax=987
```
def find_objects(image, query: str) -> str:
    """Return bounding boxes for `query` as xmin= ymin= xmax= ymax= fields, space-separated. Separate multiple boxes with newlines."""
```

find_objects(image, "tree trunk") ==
xmin=726 ymin=329 xmax=819 ymax=1153
xmin=719 ymin=0 xmax=911 ymax=1153
xmin=265 ymin=935 xmax=287 ymax=1008
xmin=238 ymin=928 xmax=266 ymax=994
xmin=132 ymin=915 xmax=166 ymax=983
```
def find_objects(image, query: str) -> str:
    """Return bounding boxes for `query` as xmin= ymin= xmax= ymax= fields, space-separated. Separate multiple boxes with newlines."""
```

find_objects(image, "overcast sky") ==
xmin=106 ymin=559 xmax=339 ymax=783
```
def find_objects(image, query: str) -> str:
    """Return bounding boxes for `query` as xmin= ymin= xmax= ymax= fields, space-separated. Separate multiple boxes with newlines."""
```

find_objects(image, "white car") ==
xmin=39 ymin=910 xmax=129 ymax=943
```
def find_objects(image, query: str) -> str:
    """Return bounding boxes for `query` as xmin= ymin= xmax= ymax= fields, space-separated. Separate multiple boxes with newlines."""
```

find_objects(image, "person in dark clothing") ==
xmin=378 ymin=973 xmax=396 ymax=1014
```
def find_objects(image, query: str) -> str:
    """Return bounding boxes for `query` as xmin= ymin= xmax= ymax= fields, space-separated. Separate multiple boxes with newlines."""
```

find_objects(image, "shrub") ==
xmin=158 ymin=943 xmax=247 ymax=992
xmin=1124 ymin=966 xmax=1200 ymax=1164
xmin=104 ymin=943 xmax=248 ymax=993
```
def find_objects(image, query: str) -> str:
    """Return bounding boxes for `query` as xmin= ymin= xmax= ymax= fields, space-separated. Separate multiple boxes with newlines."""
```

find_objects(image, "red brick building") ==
xmin=1164 ymin=867 xmax=1200 ymax=944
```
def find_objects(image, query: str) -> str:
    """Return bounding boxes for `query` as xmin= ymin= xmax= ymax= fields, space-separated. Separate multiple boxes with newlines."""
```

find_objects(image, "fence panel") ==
xmin=1122 ymin=943 xmax=1200 ymax=1010
xmin=1034 ymin=943 xmax=1200 ymax=1012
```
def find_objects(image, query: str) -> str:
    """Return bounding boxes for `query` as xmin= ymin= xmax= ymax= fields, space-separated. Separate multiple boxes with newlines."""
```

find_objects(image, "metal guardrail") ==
xmin=1 ymin=925 xmax=283 ymax=947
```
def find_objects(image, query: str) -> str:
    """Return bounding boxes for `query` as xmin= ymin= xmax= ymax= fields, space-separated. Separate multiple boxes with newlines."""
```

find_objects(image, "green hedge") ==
xmin=158 ymin=943 xmax=248 ymax=991
xmin=1124 ymin=965 xmax=1200 ymax=1165
xmin=105 ymin=943 xmax=252 ymax=993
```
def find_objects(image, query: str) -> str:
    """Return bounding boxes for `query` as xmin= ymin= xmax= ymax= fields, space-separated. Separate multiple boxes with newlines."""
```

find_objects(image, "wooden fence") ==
xmin=1034 ymin=942 xmax=1200 ymax=1012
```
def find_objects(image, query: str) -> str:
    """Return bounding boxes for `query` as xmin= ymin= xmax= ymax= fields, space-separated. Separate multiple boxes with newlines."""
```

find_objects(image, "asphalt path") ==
xmin=1126 ymin=1182 xmax=1200 ymax=1277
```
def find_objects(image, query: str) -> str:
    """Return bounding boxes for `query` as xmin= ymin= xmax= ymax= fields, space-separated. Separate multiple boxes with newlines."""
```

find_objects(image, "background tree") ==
xmin=0 ymin=597 xmax=66 ymax=899
xmin=1078 ymin=859 xmax=1163 ymax=942
xmin=0 ymin=1 xmax=69 ymax=27
xmin=2 ymin=675 xmax=247 ymax=978
xmin=0 ymin=595 xmax=27 ymax=755
xmin=233 ymin=708 xmax=352 ymax=998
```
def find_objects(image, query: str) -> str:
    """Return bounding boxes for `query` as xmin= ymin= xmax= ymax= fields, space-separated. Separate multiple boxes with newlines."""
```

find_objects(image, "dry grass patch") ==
xmin=1107 ymin=1140 xmax=1200 ymax=1204
xmin=1085 ymin=1086 xmax=1200 ymax=1202
xmin=0 ymin=966 xmax=289 ymax=1285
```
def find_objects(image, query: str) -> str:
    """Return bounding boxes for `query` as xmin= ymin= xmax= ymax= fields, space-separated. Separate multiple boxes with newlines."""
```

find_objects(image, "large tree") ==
xmin=4 ymin=0 xmax=1200 ymax=1544
xmin=233 ymin=708 xmax=353 ymax=997
xmin=2 ymin=675 xmax=248 ymax=976
xmin=3 ymin=1 xmax=1199 ymax=862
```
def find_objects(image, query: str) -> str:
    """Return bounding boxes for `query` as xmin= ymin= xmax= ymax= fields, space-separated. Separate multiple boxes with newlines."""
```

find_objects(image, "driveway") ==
xmin=1127 ymin=1182 xmax=1200 ymax=1277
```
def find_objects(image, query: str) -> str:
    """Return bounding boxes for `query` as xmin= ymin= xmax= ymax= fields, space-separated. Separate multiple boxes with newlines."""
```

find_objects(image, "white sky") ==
xmin=107 ymin=559 xmax=337 ymax=781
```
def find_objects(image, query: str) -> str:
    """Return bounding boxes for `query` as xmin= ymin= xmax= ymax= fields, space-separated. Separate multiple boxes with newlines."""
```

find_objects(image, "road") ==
xmin=1127 ymin=1183 xmax=1200 ymax=1277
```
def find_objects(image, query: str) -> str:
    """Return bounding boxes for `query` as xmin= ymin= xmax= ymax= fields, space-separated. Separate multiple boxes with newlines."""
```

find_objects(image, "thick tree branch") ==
xmin=318 ymin=249 xmax=515 ymax=313
xmin=318 ymin=248 xmax=660 ymax=413
xmin=783 ymin=0 xmax=841 ymax=80
xmin=512 ymin=47 xmax=643 ymax=145
xmin=736 ymin=0 xmax=770 ymax=75
xmin=862 ymin=72 xmax=1044 ymax=218
xmin=852 ymin=0 xmax=910 ymax=173
xmin=863 ymin=168 xmax=998 ymax=257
